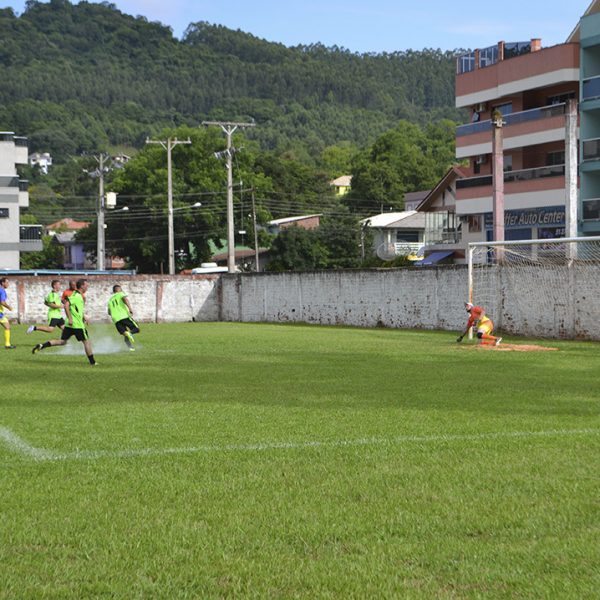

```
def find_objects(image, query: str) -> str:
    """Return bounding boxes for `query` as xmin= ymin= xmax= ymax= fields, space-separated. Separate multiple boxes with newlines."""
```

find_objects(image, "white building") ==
xmin=28 ymin=151 xmax=53 ymax=174
xmin=1 ymin=132 xmax=42 ymax=269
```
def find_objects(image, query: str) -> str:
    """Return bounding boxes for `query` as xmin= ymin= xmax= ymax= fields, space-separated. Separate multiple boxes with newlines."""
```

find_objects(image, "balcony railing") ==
xmin=457 ymin=41 xmax=532 ymax=75
xmin=394 ymin=242 xmax=422 ymax=256
xmin=13 ymin=136 xmax=28 ymax=147
xmin=18 ymin=179 xmax=29 ymax=191
xmin=457 ymin=103 xmax=566 ymax=137
xmin=19 ymin=225 xmax=43 ymax=242
xmin=456 ymin=165 xmax=565 ymax=190
xmin=583 ymin=138 xmax=600 ymax=161
xmin=582 ymin=75 xmax=600 ymax=101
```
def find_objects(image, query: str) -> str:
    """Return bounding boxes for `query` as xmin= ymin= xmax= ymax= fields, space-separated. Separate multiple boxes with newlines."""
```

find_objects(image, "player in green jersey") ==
xmin=32 ymin=279 xmax=97 ymax=366
xmin=27 ymin=280 xmax=65 ymax=334
xmin=107 ymin=285 xmax=140 ymax=351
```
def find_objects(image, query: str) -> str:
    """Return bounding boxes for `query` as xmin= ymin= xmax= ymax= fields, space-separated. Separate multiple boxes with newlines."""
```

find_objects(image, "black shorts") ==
xmin=49 ymin=318 xmax=65 ymax=328
xmin=115 ymin=318 xmax=140 ymax=335
xmin=61 ymin=326 xmax=89 ymax=342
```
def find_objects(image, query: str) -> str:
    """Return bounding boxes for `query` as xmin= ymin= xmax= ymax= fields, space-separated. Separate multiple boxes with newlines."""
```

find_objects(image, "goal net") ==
xmin=468 ymin=236 xmax=600 ymax=339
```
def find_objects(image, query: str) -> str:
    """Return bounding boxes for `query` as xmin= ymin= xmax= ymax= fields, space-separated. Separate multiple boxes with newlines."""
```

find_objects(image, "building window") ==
xmin=479 ymin=45 xmax=498 ymax=68
xmin=583 ymin=199 xmax=600 ymax=220
xmin=547 ymin=92 xmax=575 ymax=105
xmin=396 ymin=231 xmax=419 ymax=243
xmin=504 ymin=155 xmax=513 ymax=172
xmin=504 ymin=42 xmax=531 ymax=59
xmin=493 ymin=102 xmax=513 ymax=116
xmin=468 ymin=215 xmax=482 ymax=233
xmin=0 ymin=208 xmax=8 ymax=218
xmin=546 ymin=151 xmax=565 ymax=166
xmin=457 ymin=52 xmax=475 ymax=74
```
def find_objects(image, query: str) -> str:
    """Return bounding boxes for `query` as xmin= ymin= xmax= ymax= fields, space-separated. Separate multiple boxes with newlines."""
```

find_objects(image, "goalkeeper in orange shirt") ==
xmin=457 ymin=302 xmax=502 ymax=346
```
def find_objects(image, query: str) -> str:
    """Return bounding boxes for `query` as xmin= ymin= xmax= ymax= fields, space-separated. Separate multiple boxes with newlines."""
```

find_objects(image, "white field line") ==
xmin=1 ymin=426 xmax=600 ymax=463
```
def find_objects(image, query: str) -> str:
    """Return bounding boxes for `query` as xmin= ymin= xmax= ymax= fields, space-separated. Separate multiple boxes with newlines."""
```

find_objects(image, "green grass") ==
xmin=1 ymin=322 xmax=599 ymax=598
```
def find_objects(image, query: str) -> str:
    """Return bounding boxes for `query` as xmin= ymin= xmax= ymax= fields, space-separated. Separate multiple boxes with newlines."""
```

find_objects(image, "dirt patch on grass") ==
xmin=467 ymin=343 xmax=558 ymax=352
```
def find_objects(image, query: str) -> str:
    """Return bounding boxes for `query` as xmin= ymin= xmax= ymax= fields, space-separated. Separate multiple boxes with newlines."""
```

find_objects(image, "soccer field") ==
xmin=1 ymin=322 xmax=599 ymax=598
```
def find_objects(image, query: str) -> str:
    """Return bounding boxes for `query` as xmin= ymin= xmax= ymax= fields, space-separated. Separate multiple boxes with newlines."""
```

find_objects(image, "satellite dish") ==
xmin=376 ymin=242 xmax=397 ymax=261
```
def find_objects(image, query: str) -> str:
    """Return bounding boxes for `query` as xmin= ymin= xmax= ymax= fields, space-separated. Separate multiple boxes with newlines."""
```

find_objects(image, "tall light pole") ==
xmin=202 ymin=121 xmax=255 ymax=273
xmin=145 ymin=137 xmax=191 ymax=275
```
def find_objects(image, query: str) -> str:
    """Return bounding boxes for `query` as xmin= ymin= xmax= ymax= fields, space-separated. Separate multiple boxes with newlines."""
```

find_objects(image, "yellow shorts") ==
xmin=477 ymin=320 xmax=494 ymax=335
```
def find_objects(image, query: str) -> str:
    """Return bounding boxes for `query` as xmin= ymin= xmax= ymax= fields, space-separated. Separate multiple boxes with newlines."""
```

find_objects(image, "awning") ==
xmin=416 ymin=250 xmax=454 ymax=266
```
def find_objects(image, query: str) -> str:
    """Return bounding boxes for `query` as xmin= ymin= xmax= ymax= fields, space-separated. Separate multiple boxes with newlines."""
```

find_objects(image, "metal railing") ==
xmin=457 ymin=165 xmax=565 ymax=189
xmin=18 ymin=179 xmax=29 ymax=191
xmin=394 ymin=242 xmax=422 ymax=256
xmin=457 ymin=103 xmax=565 ymax=137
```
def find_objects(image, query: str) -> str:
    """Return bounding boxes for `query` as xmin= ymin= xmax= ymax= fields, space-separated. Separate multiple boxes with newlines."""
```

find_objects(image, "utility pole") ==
xmin=251 ymin=189 xmax=260 ymax=272
xmin=92 ymin=153 xmax=110 ymax=271
xmin=203 ymin=121 xmax=255 ymax=273
xmin=145 ymin=137 xmax=192 ymax=275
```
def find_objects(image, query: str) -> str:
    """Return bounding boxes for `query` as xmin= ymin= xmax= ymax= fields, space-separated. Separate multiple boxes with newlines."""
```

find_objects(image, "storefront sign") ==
xmin=484 ymin=206 xmax=565 ymax=229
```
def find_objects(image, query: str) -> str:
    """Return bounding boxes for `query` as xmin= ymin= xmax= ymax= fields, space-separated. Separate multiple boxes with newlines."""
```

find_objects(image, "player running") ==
xmin=107 ymin=284 xmax=140 ymax=351
xmin=456 ymin=302 xmax=502 ymax=346
xmin=0 ymin=277 xmax=16 ymax=349
xmin=32 ymin=279 xmax=97 ymax=366
xmin=27 ymin=280 xmax=65 ymax=335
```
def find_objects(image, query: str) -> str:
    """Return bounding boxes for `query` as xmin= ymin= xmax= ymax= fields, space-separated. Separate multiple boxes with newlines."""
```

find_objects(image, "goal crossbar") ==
xmin=468 ymin=235 xmax=600 ymax=248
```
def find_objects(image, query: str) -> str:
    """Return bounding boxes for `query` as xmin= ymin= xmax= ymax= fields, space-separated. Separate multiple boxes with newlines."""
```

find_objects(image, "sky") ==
xmin=0 ymin=0 xmax=594 ymax=53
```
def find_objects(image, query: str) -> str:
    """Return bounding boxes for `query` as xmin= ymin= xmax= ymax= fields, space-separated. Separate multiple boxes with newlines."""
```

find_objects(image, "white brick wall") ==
xmin=8 ymin=266 xmax=600 ymax=339
xmin=10 ymin=275 xmax=220 ymax=326
xmin=221 ymin=268 xmax=469 ymax=332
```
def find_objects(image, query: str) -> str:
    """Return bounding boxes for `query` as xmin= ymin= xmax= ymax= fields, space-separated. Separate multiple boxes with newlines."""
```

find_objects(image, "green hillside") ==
xmin=0 ymin=0 xmax=464 ymax=161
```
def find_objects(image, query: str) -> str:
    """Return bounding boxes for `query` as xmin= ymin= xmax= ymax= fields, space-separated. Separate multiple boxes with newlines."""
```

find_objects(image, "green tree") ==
xmin=348 ymin=120 xmax=455 ymax=210
xmin=267 ymin=226 xmax=328 ymax=272
xmin=19 ymin=235 xmax=64 ymax=269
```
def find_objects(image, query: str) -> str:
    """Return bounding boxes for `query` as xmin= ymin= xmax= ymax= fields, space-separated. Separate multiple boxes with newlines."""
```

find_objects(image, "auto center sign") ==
xmin=485 ymin=206 xmax=565 ymax=229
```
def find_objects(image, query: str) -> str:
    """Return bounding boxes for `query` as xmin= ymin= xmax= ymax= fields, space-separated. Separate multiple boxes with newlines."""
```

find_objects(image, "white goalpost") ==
xmin=467 ymin=236 xmax=600 ymax=340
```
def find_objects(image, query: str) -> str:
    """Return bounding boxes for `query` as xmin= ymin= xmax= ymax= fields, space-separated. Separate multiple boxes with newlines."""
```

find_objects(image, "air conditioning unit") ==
xmin=475 ymin=155 xmax=488 ymax=165
xmin=475 ymin=102 xmax=487 ymax=112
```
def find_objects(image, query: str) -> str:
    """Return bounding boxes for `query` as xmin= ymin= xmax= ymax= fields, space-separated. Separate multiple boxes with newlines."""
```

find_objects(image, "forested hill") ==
xmin=0 ymin=0 xmax=464 ymax=162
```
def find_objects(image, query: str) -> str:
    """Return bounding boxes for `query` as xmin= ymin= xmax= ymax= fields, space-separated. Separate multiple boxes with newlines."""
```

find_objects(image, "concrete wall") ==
xmin=8 ymin=275 xmax=220 ymax=325
xmin=6 ymin=266 xmax=600 ymax=340
xmin=220 ymin=265 xmax=600 ymax=340
xmin=220 ymin=267 xmax=469 ymax=332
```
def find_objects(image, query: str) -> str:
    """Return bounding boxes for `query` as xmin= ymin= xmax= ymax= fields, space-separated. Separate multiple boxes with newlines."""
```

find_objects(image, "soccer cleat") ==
xmin=26 ymin=325 xmax=35 ymax=334
xmin=5 ymin=345 xmax=16 ymax=350
xmin=495 ymin=337 xmax=503 ymax=346
xmin=129 ymin=347 xmax=136 ymax=352
xmin=32 ymin=343 xmax=43 ymax=354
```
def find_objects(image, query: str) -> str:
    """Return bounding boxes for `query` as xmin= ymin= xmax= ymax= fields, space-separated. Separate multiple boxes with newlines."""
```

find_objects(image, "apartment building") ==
xmin=454 ymin=35 xmax=580 ymax=244
xmin=0 ymin=132 xmax=42 ymax=269
xmin=573 ymin=1 xmax=600 ymax=234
